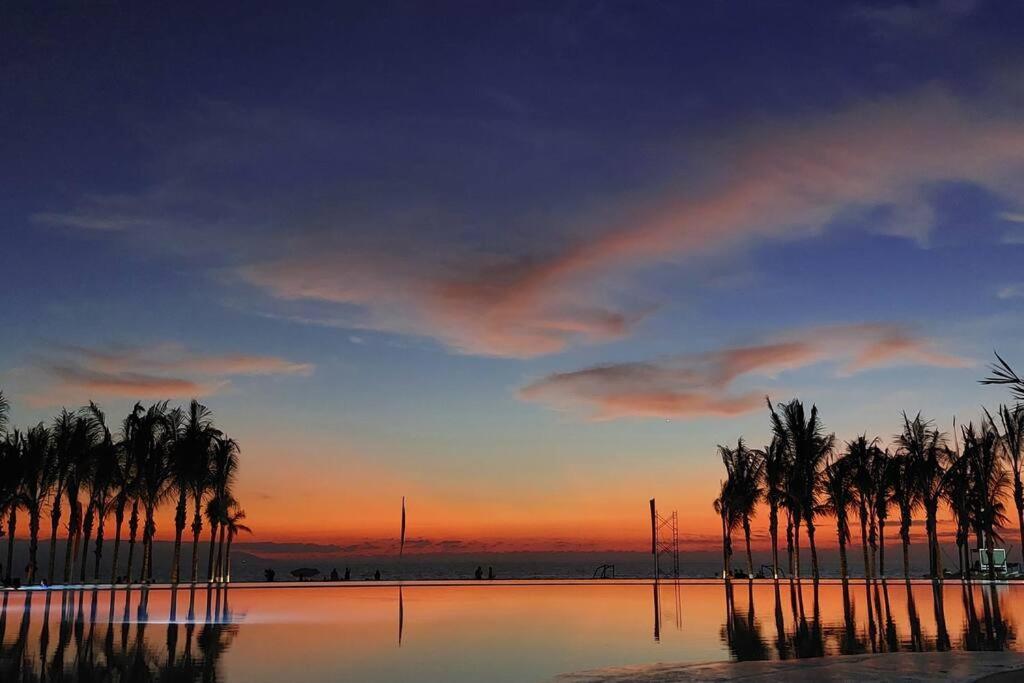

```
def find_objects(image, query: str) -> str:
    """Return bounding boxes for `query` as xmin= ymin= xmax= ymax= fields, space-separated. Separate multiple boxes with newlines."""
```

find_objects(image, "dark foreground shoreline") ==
xmin=555 ymin=652 xmax=1024 ymax=682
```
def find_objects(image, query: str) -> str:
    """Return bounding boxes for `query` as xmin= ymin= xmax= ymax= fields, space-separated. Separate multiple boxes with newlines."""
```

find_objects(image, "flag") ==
xmin=400 ymin=496 xmax=406 ymax=556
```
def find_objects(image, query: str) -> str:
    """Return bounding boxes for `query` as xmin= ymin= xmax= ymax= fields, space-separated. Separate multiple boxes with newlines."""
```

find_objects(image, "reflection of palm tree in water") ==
xmin=879 ymin=580 xmax=898 ymax=652
xmin=962 ymin=583 xmax=1014 ymax=651
xmin=720 ymin=580 xmax=770 ymax=661
xmin=905 ymin=582 xmax=924 ymax=651
xmin=837 ymin=579 xmax=868 ymax=655
xmin=2 ymin=583 xmax=240 ymax=681
xmin=791 ymin=580 xmax=823 ymax=659
xmin=772 ymin=581 xmax=790 ymax=659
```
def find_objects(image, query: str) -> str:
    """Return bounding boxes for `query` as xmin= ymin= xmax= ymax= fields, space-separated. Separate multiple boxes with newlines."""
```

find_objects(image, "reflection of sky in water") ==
xmin=0 ymin=581 xmax=1019 ymax=682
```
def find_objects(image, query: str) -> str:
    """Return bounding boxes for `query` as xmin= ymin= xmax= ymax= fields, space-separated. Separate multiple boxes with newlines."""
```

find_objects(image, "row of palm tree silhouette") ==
xmin=0 ymin=395 xmax=250 ymax=585
xmin=714 ymin=353 xmax=1024 ymax=583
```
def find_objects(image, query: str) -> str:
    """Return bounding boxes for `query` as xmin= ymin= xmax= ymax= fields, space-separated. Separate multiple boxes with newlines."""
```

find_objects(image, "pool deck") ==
xmin=555 ymin=652 xmax=1024 ymax=682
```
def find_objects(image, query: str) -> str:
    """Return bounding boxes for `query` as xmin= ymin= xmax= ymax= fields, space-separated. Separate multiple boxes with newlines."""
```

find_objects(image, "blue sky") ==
xmin=3 ymin=1 xmax=1024 ymax=546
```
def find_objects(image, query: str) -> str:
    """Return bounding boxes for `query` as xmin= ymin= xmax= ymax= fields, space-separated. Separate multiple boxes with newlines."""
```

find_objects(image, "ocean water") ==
xmin=0 ymin=580 xmax=1019 ymax=682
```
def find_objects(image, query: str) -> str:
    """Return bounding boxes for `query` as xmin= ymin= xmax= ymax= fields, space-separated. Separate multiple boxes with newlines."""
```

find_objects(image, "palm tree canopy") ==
xmin=820 ymin=456 xmax=855 ymax=542
xmin=981 ymin=351 xmax=1024 ymax=402
xmin=718 ymin=439 xmax=765 ymax=522
xmin=767 ymin=397 xmax=834 ymax=521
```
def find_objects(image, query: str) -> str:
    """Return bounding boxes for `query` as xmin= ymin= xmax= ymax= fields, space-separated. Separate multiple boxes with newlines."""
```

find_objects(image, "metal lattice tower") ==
xmin=649 ymin=499 xmax=680 ymax=580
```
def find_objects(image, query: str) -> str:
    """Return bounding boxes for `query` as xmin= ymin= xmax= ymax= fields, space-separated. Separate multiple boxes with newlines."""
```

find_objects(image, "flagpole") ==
xmin=400 ymin=496 xmax=406 ymax=578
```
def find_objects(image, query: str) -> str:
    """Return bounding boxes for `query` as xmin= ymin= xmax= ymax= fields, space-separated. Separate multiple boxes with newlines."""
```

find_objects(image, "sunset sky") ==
xmin=4 ymin=1 xmax=1024 ymax=554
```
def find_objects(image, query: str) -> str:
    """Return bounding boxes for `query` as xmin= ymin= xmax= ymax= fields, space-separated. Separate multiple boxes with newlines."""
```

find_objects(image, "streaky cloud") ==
xmin=26 ymin=341 xmax=313 ymax=406
xmin=519 ymin=323 xmax=971 ymax=420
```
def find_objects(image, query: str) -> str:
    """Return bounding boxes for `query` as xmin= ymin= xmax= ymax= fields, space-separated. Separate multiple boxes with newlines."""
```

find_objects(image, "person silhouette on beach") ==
xmin=344 ymin=567 xmax=351 ymax=580
xmin=488 ymin=566 xmax=495 ymax=580
xmin=374 ymin=569 xmax=382 ymax=580
xmin=330 ymin=568 xmax=339 ymax=581
xmin=474 ymin=566 xmax=483 ymax=580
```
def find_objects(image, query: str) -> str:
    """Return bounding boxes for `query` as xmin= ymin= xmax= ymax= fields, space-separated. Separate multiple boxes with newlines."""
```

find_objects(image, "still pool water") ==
xmin=0 ymin=580 xmax=1019 ymax=681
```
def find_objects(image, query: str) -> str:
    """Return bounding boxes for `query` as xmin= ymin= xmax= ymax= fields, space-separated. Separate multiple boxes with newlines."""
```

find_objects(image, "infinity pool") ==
xmin=0 ymin=580 xmax=1019 ymax=681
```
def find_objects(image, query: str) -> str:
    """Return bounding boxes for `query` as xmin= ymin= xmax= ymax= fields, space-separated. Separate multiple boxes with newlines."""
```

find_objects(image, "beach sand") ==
xmin=555 ymin=651 xmax=1024 ymax=682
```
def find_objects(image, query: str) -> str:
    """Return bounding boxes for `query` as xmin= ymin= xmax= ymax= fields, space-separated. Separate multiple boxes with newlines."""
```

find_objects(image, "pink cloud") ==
xmin=519 ymin=323 xmax=970 ymax=420
xmin=27 ymin=342 xmax=312 ymax=406
xmin=236 ymin=86 xmax=1024 ymax=357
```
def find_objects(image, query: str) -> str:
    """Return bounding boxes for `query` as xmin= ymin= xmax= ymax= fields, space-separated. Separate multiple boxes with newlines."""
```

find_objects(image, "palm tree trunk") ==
xmin=959 ymin=527 xmax=970 ymax=582
xmin=743 ymin=515 xmax=753 ymax=579
xmin=1015 ymin=475 xmax=1024 ymax=567
xmin=225 ymin=532 xmax=235 ymax=583
xmin=769 ymin=502 xmax=779 ymax=579
xmin=793 ymin=513 xmax=802 ymax=580
xmin=64 ymin=497 xmax=81 ymax=584
xmin=206 ymin=522 xmax=218 ymax=582
xmin=901 ymin=519 xmax=911 ymax=581
xmin=28 ymin=508 xmax=41 ymax=584
xmin=867 ymin=508 xmax=877 ymax=584
xmin=986 ymin=523 xmax=997 ymax=583
xmin=859 ymin=505 xmax=871 ymax=582
xmin=171 ymin=489 xmax=187 ymax=584
xmin=5 ymin=508 xmax=16 ymax=582
xmin=806 ymin=517 xmax=819 ymax=581
xmin=125 ymin=500 xmax=140 ymax=583
xmin=93 ymin=512 xmax=106 ymax=581
xmin=189 ymin=495 xmax=203 ymax=583
xmin=47 ymin=505 xmax=62 ymax=584
xmin=79 ymin=502 xmax=95 ymax=583
xmin=141 ymin=503 xmax=156 ymax=582
xmin=785 ymin=510 xmax=794 ymax=579
xmin=926 ymin=500 xmax=941 ymax=579
xmin=109 ymin=499 xmax=126 ymax=584
xmin=878 ymin=517 xmax=886 ymax=581
xmin=215 ymin=523 xmax=227 ymax=583
xmin=837 ymin=518 xmax=848 ymax=581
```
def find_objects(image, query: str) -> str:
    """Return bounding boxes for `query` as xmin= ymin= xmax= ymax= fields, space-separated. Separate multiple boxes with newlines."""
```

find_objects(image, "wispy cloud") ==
xmin=36 ymin=84 xmax=1024 ymax=358
xmin=519 ymin=323 xmax=970 ymax=420
xmin=849 ymin=0 xmax=980 ymax=37
xmin=27 ymin=342 xmax=312 ymax=406
xmin=235 ymin=86 xmax=1024 ymax=356
xmin=997 ymin=284 xmax=1024 ymax=300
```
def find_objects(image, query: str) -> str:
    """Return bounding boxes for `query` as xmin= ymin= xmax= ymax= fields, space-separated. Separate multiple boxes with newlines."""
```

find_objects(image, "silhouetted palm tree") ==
xmin=222 ymin=505 xmax=251 ymax=583
xmin=0 ymin=429 xmax=23 ymax=582
xmin=60 ymin=408 xmax=99 ymax=583
xmin=0 ymin=392 xmax=7 ymax=434
xmin=961 ymin=421 xmax=1009 ymax=582
xmin=170 ymin=400 xmax=219 ymax=584
xmin=821 ymin=456 xmax=854 ymax=580
xmin=108 ymin=418 xmax=136 ymax=583
xmin=84 ymin=403 xmax=119 ymax=581
xmin=845 ymin=435 xmax=882 ymax=581
xmin=0 ymin=392 xmax=246 ymax=588
xmin=135 ymin=402 xmax=177 ymax=582
xmin=897 ymin=414 xmax=946 ymax=579
xmin=891 ymin=449 xmax=922 ymax=581
xmin=992 ymin=404 xmax=1024 ymax=564
xmin=207 ymin=436 xmax=239 ymax=582
xmin=767 ymin=398 xmax=833 ymax=580
xmin=719 ymin=439 xmax=764 ymax=578
xmin=20 ymin=424 xmax=51 ymax=583
xmin=713 ymin=480 xmax=739 ymax=579
xmin=870 ymin=449 xmax=895 ymax=580
xmin=944 ymin=437 xmax=975 ymax=578
xmin=48 ymin=409 xmax=92 ymax=584
xmin=763 ymin=437 xmax=787 ymax=579
xmin=982 ymin=351 xmax=1024 ymax=401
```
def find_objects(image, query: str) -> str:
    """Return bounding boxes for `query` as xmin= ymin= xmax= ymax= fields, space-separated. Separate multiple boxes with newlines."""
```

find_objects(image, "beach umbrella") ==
xmin=291 ymin=567 xmax=320 ymax=580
